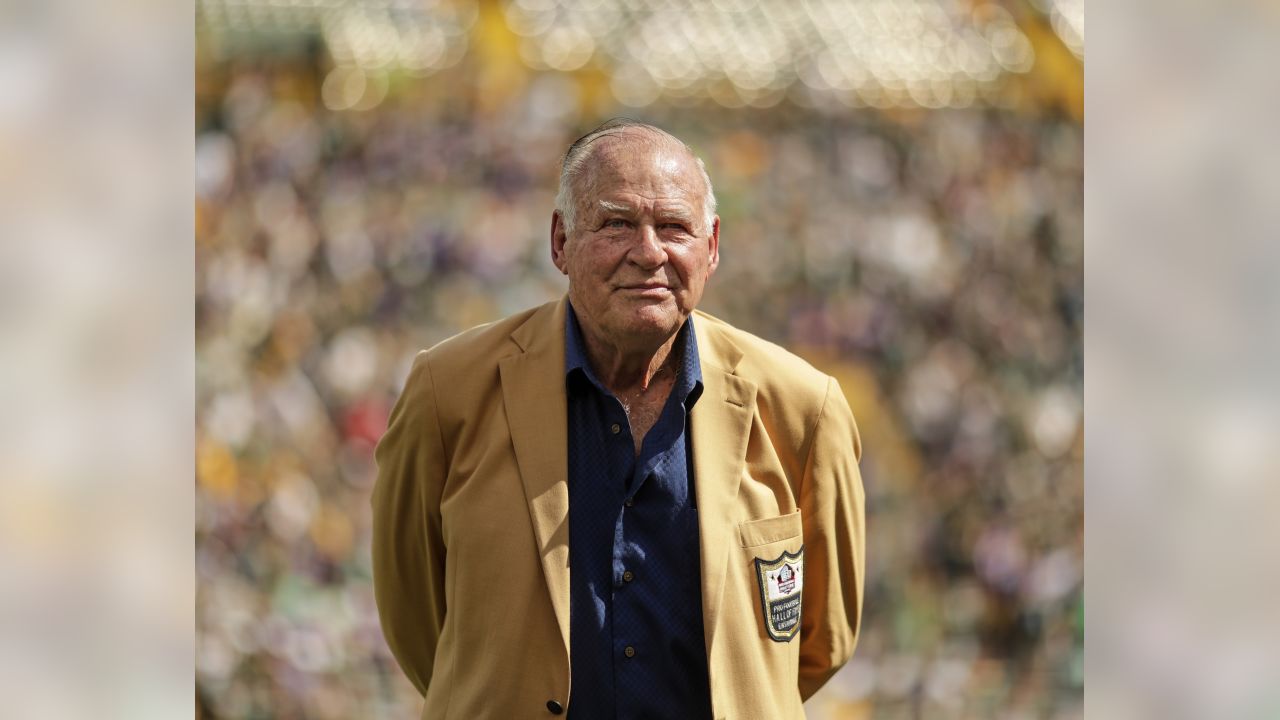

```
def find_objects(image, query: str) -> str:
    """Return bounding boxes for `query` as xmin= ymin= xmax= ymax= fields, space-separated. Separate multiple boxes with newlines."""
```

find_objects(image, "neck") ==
xmin=581 ymin=327 xmax=681 ymax=396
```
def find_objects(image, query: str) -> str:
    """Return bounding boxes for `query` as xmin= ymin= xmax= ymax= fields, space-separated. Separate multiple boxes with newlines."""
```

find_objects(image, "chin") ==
xmin=614 ymin=306 xmax=682 ymax=342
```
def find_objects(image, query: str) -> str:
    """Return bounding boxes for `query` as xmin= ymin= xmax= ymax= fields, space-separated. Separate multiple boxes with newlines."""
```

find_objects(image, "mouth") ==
xmin=617 ymin=284 xmax=672 ymax=296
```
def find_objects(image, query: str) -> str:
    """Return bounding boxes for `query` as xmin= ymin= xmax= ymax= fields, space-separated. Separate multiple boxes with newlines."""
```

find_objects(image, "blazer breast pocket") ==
xmin=738 ymin=511 xmax=805 ymax=643
xmin=737 ymin=510 xmax=802 ymax=548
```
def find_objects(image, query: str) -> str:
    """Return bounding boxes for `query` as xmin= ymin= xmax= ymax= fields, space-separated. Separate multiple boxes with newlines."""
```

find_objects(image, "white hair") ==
xmin=554 ymin=118 xmax=717 ymax=236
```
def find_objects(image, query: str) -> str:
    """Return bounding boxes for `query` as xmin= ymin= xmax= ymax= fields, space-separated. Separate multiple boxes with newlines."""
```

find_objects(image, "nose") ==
xmin=628 ymin=224 xmax=667 ymax=269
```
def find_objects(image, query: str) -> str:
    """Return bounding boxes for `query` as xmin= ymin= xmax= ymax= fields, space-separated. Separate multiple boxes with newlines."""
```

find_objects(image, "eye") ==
xmin=603 ymin=218 xmax=631 ymax=229
xmin=659 ymin=222 xmax=690 ymax=233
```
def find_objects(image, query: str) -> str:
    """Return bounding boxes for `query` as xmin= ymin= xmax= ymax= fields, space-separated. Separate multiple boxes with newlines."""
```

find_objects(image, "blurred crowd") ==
xmin=196 ymin=52 xmax=1081 ymax=719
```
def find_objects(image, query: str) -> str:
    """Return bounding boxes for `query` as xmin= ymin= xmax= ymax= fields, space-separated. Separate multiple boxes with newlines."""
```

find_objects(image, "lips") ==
xmin=617 ymin=284 xmax=674 ymax=300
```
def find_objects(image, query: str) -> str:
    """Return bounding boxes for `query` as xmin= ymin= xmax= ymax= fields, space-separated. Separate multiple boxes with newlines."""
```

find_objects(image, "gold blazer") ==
xmin=372 ymin=297 xmax=865 ymax=719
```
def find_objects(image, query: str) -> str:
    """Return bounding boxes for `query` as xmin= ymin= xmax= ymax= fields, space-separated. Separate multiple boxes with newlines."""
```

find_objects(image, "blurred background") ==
xmin=195 ymin=0 xmax=1082 ymax=717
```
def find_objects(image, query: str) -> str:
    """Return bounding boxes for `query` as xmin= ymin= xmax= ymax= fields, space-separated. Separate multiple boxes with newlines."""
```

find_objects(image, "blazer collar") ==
xmin=690 ymin=309 xmax=745 ymax=376
xmin=509 ymin=295 xmax=568 ymax=356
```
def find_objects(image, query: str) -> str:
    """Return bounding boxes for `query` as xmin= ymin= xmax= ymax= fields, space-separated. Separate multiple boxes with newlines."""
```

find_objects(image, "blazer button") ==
xmin=546 ymin=699 xmax=564 ymax=714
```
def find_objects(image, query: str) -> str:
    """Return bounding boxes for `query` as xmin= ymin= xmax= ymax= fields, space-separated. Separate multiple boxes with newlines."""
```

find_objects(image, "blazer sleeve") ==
xmin=371 ymin=351 xmax=449 ymax=697
xmin=797 ymin=376 xmax=867 ymax=700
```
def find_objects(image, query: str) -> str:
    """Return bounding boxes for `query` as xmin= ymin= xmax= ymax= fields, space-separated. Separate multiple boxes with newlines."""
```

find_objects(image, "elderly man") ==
xmin=372 ymin=119 xmax=865 ymax=719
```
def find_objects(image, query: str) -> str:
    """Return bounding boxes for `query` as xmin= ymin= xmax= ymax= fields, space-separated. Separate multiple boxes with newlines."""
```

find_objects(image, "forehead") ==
xmin=579 ymin=134 xmax=705 ymax=206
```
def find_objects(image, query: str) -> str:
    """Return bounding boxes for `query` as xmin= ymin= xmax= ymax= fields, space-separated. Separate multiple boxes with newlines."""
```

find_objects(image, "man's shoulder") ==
xmin=419 ymin=300 xmax=555 ymax=369
xmin=693 ymin=310 xmax=832 ymax=410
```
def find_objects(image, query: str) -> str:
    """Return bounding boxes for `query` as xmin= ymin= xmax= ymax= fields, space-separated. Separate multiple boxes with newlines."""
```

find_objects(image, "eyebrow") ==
xmin=659 ymin=207 xmax=696 ymax=224
xmin=597 ymin=200 xmax=634 ymax=215
xmin=596 ymin=200 xmax=695 ymax=224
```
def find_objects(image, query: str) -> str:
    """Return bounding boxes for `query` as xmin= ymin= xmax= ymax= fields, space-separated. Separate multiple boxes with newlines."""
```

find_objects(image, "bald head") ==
xmin=555 ymin=119 xmax=717 ymax=236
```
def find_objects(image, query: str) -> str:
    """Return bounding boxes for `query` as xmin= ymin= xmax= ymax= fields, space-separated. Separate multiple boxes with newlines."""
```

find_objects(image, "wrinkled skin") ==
xmin=551 ymin=132 xmax=720 ymax=377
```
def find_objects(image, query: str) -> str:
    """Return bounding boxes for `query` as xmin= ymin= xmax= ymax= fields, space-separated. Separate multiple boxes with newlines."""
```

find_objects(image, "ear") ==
xmin=550 ymin=210 xmax=570 ymax=275
xmin=706 ymin=216 xmax=721 ymax=275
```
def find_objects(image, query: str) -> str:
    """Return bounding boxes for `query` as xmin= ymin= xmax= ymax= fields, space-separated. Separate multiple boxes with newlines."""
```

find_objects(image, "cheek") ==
xmin=569 ymin=258 xmax=617 ymax=301
xmin=675 ymin=252 xmax=710 ymax=284
xmin=580 ymin=243 xmax=623 ymax=274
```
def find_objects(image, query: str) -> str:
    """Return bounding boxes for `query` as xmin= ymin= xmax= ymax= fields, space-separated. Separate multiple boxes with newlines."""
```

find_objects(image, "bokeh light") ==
xmin=197 ymin=0 xmax=1084 ymax=112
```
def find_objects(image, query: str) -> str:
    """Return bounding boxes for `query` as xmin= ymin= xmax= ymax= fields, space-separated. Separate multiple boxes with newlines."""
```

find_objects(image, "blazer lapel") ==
xmin=690 ymin=322 xmax=755 ymax=663
xmin=499 ymin=297 xmax=571 ymax=656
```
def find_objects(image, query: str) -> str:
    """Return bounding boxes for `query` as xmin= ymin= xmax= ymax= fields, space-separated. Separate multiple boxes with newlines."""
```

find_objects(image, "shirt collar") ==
xmin=565 ymin=301 xmax=704 ymax=408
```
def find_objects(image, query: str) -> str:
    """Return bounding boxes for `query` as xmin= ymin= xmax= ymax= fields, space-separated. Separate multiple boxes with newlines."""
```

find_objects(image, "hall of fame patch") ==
xmin=754 ymin=548 xmax=804 ymax=642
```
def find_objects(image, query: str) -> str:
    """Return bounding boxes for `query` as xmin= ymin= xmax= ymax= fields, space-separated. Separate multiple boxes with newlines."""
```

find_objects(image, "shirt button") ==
xmin=624 ymin=497 xmax=634 ymax=507
xmin=546 ymin=700 xmax=564 ymax=715
xmin=624 ymin=646 xmax=636 ymax=658
xmin=610 ymin=423 xmax=621 ymax=434
xmin=623 ymin=570 xmax=634 ymax=583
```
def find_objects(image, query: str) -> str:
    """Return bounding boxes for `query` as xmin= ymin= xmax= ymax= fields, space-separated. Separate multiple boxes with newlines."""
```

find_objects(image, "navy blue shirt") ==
xmin=564 ymin=303 xmax=713 ymax=720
